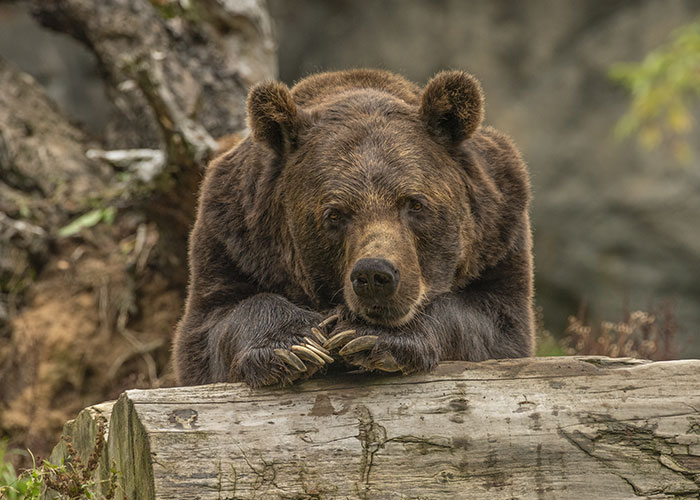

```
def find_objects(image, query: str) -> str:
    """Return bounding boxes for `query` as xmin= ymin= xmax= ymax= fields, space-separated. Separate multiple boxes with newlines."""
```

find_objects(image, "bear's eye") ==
xmin=408 ymin=199 xmax=424 ymax=213
xmin=325 ymin=208 xmax=344 ymax=225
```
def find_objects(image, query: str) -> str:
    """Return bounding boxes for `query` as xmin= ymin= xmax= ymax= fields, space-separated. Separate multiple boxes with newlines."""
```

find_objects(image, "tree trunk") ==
xmin=44 ymin=357 xmax=700 ymax=499
xmin=31 ymin=0 xmax=276 ymax=245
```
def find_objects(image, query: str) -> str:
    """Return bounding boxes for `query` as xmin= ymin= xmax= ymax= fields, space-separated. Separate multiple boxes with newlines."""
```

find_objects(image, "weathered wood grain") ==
xmin=46 ymin=357 xmax=700 ymax=499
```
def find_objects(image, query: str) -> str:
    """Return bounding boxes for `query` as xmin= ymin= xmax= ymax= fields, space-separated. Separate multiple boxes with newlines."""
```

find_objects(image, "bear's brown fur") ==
xmin=173 ymin=69 xmax=534 ymax=387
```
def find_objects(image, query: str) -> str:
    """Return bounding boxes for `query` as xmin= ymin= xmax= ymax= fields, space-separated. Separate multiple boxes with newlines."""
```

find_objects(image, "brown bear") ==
xmin=173 ymin=69 xmax=534 ymax=388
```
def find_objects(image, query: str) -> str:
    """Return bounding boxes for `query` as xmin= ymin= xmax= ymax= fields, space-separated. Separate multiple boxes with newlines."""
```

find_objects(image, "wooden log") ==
xmin=45 ymin=357 xmax=700 ymax=499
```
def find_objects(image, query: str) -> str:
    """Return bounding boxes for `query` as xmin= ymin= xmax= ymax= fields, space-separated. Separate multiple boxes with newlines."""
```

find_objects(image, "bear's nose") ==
xmin=350 ymin=258 xmax=399 ymax=299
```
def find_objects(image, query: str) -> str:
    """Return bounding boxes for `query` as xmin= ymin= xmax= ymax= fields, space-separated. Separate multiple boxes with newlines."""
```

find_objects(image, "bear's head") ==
xmin=247 ymin=70 xmax=508 ymax=327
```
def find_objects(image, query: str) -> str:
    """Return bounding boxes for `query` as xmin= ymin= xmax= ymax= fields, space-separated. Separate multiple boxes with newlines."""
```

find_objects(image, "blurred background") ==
xmin=1 ymin=0 xmax=699 ymax=477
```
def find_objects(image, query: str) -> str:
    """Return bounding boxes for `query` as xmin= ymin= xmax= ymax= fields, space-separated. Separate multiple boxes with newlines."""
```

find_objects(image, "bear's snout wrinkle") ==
xmin=350 ymin=258 xmax=399 ymax=300
xmin=343 ymin=218 xmax=423 ymax=326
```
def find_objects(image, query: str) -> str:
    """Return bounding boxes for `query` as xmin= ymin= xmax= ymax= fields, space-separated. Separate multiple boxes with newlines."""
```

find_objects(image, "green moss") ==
xmin=148 ymin=0 xmax=205 ymax=25
xmin=148 ymin=0 xmax=180 ymax=20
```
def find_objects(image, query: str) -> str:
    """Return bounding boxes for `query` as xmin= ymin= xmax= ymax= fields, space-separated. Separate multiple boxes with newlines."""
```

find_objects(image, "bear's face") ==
xmin=282 ymin=101 xmax=473 ymax=326
xmin=247 ymin=72 xmax=484 ymax=326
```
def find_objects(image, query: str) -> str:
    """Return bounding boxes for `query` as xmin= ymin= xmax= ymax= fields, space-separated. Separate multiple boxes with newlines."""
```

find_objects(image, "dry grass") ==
xmin=562 ymin=301 xmax=679 ymax=360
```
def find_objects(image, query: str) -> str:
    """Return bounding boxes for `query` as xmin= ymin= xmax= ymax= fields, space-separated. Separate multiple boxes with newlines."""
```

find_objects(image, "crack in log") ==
xmin=558 ymin=427 xmax=646 ymax=497
xmin=216 ymin=459 xmax=222 ymax=500
xmin=577 ymin=357 xmax=648 ymax=368
xmin=236 ymin=445 xmax=283 ymax=493
xmin=354 ymin=405 xmax=387 ymax=498
xmin=617 ymin=474 xmax=645 ymax=497
xmin=684 ymin=403 xmax=700 ymax=414
xmin=557 ymin=411 xmax=699 ymax=430
xmin=316 ymin=435 xmax=357 ymax=446
xmin=688 ymin=419 xmax=700 ymax=435
xmin=558 ymin=422 xmax=700 ymax=497
xmin=353 ymin=405 xmax=459 ymax=499
xmin=386 ymin=436 xmax=454 ymax=449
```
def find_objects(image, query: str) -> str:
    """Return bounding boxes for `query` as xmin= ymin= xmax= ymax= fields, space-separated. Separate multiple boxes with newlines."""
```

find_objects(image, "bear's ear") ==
xmin=247 ymin=80 xmax=304 ymax=156
xmin=419 ymin=71 xmax=484 ymax=146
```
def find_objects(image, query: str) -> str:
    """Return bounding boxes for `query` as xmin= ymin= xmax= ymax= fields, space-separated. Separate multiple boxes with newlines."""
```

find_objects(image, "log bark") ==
xmin=45 ymin=357 xmax=700 ymax=499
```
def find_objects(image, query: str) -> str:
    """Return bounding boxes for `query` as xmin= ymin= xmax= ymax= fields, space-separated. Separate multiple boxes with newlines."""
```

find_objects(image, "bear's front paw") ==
xmin=322 ymin=322 xmax=439 ymax=375
xmin=236 ymin=337 xmax=334 ymax=388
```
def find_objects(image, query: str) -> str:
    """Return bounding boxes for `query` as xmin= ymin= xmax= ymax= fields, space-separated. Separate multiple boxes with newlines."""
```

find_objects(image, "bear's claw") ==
xmin=371 ymin=351 xmax=401 ymax=372
xmin=274 ymin=348 xmax=307 ymax=373
xmin=310 ymin=327 xmax=327 ymax=344
xmin=291 ymin=344 xmax=327 ymax=366
xmin=318 ymin=314 xmax=340 ymax=329
xmin=303 ymin=337 xmax=333 ymax=357
xmin=323 ymin=329 xmax=357 ymax=351
xmin=338 ymin=335 xmax=378 ymax=355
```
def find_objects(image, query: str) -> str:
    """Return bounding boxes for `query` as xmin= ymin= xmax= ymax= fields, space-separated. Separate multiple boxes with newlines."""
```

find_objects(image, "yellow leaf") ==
xmin=639 ymin=126 xmax=662 ymax=150
xmin=667 ymin=106 xmax=692 ymax=133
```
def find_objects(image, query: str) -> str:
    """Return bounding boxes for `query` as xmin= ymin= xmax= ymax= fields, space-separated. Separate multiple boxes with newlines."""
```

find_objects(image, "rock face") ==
xmin=269 ymin=0 xmax=700 ymax=356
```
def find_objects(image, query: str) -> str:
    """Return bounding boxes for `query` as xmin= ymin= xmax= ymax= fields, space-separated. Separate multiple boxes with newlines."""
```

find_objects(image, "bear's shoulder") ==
xmin=469 ymin=125 xmax=529 ymax=198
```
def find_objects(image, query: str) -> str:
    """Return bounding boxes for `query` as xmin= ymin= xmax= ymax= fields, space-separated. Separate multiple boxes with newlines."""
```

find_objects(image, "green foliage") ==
xmin=0 ymin=419 xmax=119 ymax=500
xmin=0 ymin=443 xmax=42 ymax=500
xmin=148 ymin=0 xmax=203 ymax=23
xmin=534 ymin=306 xmax=566 ymax=356
xmin=57 ymin=207 xmax=116 ymax=238
xmin=610 ymin=17 xmax=700 ymax=163
xmin=535 ymin=331 xmax=566 ymax=357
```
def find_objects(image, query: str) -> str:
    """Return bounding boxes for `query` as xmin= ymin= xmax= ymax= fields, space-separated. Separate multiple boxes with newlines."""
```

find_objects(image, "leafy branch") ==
xmin=610 ymin=16 xmax=700 ymax=163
